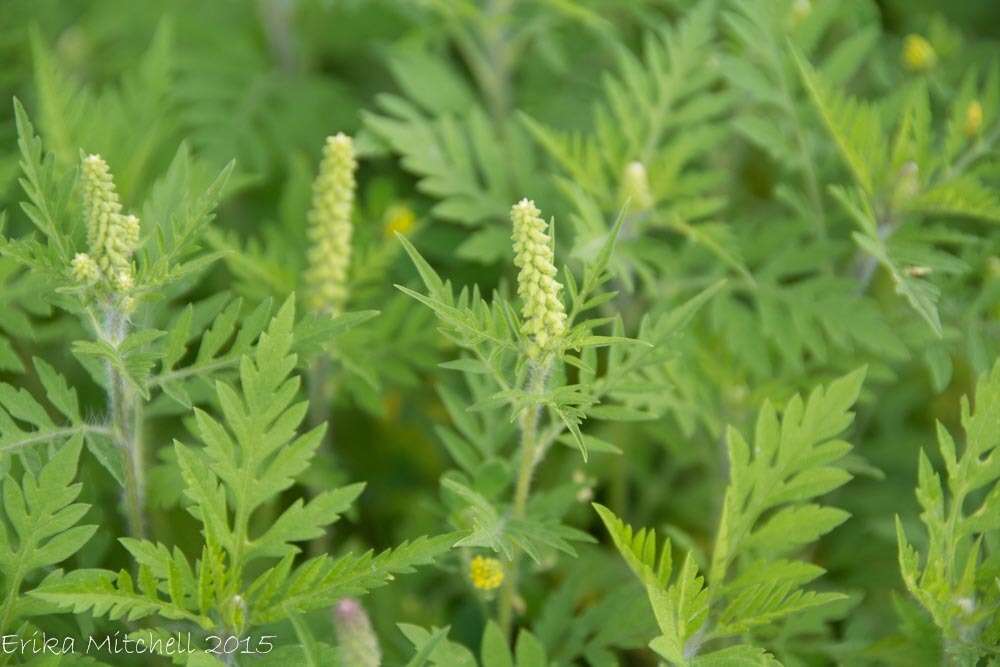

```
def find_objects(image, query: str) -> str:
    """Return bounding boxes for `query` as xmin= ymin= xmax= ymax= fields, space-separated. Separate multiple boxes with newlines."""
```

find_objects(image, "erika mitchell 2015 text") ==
xmin=0 ymin=631 xmax=276 ymax=657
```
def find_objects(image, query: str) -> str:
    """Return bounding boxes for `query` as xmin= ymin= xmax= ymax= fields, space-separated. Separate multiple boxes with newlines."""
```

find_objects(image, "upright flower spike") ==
xmin=305 ymin=133 xmax=357 ymax=314
xmin=81 ymin=154 xmax=139 ymax=291
xmin=511 ymin=199 xmax=567 ymax=360
xmin=71 ymin=253 xmax=100 ymax=285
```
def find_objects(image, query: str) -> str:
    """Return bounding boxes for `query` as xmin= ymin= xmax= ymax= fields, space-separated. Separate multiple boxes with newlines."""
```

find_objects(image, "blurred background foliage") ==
xmin=0 ymin=0 xmax=998 ymax=664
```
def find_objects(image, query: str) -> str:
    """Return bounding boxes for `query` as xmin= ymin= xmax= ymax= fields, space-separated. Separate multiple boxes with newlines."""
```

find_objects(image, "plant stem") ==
xmin=452 ymin=0 xmax=512 ymax=136
xmin=307 ymin=354 xmax=337 ymax=556
xmin=308 ymin=355 xmax=333 ymax=441
xmin=0 ymin=565 xmax=25 ymax=651
xmin=499 ymin=360 xmax=549 ymax=636
xmin=103 ymin=305 xmax=146 ymax=539
xmin=482 ymin=0 xmax=513 ymax=133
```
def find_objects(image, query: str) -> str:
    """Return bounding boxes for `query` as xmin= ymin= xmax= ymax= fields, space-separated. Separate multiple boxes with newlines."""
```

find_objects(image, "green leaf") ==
xmin=32 ymin=567 xmax=213 ymax=629
xmin=793 ymin=47 xmax=884 ymax=195
xmin=0 ymin=436 xmax=95 ymax=634
xmin=897 ymin=360 xmax=1000 ymax=645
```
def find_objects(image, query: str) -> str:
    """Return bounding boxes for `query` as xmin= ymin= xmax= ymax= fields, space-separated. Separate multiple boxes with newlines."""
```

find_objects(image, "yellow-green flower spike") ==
xmin=903 ymin=34 xmax=936 ymax=72
xmin=965 ymin=100 xmax=983 ymax=137
xmin=469 ymin=555 xmax=504 ymax=591
xmin=82 ymin=154 xmax=122 ymax=253
xmin=511 ymin=199 xmax=567 ymax=360
xmin=305 ymin=133 xmax=357 ymax=314
xmin=71 ymin=253 xmax=100 ymax=285
xmin=81 ymin=154 xmax=138 ymax=291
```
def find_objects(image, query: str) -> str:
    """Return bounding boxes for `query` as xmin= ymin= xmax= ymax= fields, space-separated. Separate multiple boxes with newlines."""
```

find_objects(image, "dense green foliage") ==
xmin=0 ymin=0 xmax=998 ymax=665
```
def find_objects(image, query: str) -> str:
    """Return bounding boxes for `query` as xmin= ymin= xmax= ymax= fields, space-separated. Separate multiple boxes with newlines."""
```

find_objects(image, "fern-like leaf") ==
xmin=896 ymin=360 xmax=1000 ymax=660
xmin=0 ymin=437 xmax=96 ymax=634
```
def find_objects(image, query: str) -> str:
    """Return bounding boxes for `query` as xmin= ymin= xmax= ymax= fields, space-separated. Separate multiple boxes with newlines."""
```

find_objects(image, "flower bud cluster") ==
xmin=76 ymin=154 xmax=139 ymax=292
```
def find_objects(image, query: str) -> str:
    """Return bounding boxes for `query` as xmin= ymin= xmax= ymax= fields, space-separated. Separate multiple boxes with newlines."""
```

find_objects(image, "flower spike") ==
xmin=305 ymin=133 xmax=358 ymax=314
xmin=511 ymin=198 xmax=567 ymax=360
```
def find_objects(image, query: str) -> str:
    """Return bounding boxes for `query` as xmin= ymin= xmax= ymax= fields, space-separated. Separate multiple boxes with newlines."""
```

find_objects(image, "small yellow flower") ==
xmin=384 ymin=204 xmax=416 ymax=238
xmin=965 ymin=100 xmax=983 ymax=138
xmin=902 ymin=34 xmax=936 ymax=72
xmin=470 ymin=556 xmax=504 ymax=591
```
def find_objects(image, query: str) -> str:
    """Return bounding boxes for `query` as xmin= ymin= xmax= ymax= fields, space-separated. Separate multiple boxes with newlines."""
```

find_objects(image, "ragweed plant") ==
xmin=0 ymin=44 xmax=449 ymax=661
xmin=0 ymin=99 xmax=237 ymax=539
xmin=31 ymin=300 xmax=454 ymax=658
xmin=0 ymin=0 xmax=999 ymax=664
xmin=398 ymin=196 xmax=719 ymax=634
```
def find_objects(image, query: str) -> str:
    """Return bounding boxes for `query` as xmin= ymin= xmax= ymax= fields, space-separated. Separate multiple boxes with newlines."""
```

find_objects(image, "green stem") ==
xmin=482 ymin=0 xmax=513 ymax=133
xmin=945 ymin=118 xmax=1000 ymax=180
xmin=308 ymin=355 xmax=333 ymax=442
xmin=0 ymin=563 xmax=25 ymax=652
xmin=775 ymin=46 xmax=828 ymax=250
xmin=499 ymin=360 xmax=549 ymax=636
xmin=103 ymin=305 xmax=146 ymax=540
xmin=307 ymin=354 xmax=336 ymax=556
xmin=451 ymin=0 xmax=512 ymax=139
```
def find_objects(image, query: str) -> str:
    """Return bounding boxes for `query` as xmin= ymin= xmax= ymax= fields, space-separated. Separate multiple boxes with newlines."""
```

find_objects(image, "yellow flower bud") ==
xmin=790 ymin=0 xmax=811 ymax=27
xmin=71 ymin=253 xmax=100 ymax=285
xmin=305 ymin=134 xmax=357 ymax=314
xmin=384 ymin=204 xmax=416 ymax=238
xmin=965 ymin=100 xmax=983 ymax=138
xmin=622 ymin=161 xmax=654 ymax=212
xmin=470 ymin=556 xmax=504 ymax=591
xmin=511 ymin=199 xmax=567 ymax=360
xmin=902 ymin=34 xmax=936 ymax=72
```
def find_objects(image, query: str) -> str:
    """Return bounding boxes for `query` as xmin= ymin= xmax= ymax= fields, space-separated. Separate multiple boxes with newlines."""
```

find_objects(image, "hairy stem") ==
xmin=102 ymin=305 xmax=146 ymax=539
xmin=499 ymin=360 xmax=549 ymax=636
